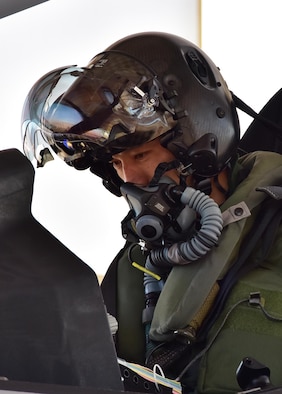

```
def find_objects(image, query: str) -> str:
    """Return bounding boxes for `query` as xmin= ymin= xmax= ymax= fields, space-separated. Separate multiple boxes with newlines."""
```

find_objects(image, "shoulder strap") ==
xmin=199 ymin=190 xmax=282 ymax=338
xmin=101 ymin=241 xmax=130 ymax=317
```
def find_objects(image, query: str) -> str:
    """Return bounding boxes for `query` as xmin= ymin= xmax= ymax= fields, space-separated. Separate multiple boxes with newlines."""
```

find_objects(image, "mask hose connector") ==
xmin=148 ymin=186 xmax=223 ymax=267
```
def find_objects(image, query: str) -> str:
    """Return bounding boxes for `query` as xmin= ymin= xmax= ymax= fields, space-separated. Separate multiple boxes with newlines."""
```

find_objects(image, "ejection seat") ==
xmin=238 ymin=88 xmax=282 ymax=154
xmin=0 ymin=148 xmax=122 ymax=391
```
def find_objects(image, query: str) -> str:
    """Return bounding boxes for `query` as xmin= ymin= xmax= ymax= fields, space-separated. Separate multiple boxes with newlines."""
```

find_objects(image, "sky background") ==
xmin=1 ymin=0 xmax=282 ymax=275
xmin=0 ymin=0 xmax=198 ymax=276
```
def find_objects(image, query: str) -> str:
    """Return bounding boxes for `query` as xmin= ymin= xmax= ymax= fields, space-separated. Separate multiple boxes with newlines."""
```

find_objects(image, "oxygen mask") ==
xmin=120 ymin=174 xmax=223 ymax=267
xmin=120 ymin=176 xmax=196 ymax=250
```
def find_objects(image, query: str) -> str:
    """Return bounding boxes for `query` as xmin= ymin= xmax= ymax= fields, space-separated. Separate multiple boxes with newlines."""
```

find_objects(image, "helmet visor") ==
xmin=38 ymin=52 xmax=175 ymax=162
xmin=22 ymin=65 xmax=84 ymax=166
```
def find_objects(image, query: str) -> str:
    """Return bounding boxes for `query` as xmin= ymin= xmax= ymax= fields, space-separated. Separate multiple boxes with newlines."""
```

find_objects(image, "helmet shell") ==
xmin=105 ymin=32 xmax=240 ymax=177
xmin=22 ymin=32 xmax=240 ymax=195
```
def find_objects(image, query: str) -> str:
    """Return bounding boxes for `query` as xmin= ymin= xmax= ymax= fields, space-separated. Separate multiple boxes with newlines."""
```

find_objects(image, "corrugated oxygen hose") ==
xmin=144 ymin=186 xmax=223 ymax=295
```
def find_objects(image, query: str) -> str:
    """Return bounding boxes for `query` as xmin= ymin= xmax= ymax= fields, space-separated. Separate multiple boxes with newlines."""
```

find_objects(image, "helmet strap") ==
xmin=193 ymin=176 xmax=212 ymax=195
xmin=148 ymin=160 xmax=180 ymax=187
xmin=213 ymin=174 xmax=229 ymax=196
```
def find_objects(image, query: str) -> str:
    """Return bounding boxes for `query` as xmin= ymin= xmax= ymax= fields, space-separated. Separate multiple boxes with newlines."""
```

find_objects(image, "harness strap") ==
xmin=199 ymin=190 xmax=282 ymax=338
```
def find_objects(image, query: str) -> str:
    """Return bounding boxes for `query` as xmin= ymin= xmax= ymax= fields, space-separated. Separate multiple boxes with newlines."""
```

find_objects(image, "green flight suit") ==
xmin=101 ymin=150 xmax=282 ymax=392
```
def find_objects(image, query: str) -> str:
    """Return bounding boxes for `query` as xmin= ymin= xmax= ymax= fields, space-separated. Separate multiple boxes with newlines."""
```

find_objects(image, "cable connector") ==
xmin=248 ymin=291 xmax=261 ymax=307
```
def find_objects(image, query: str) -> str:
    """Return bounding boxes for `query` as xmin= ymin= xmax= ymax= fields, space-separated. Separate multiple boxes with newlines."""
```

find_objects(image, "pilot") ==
xmin=22 ymin=32 xmax=282 ymax=393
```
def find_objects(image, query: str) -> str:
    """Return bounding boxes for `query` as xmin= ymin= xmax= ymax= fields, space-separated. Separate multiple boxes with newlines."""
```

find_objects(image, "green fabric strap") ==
xmin=116 ymin=244 xmax=146 ymax=363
